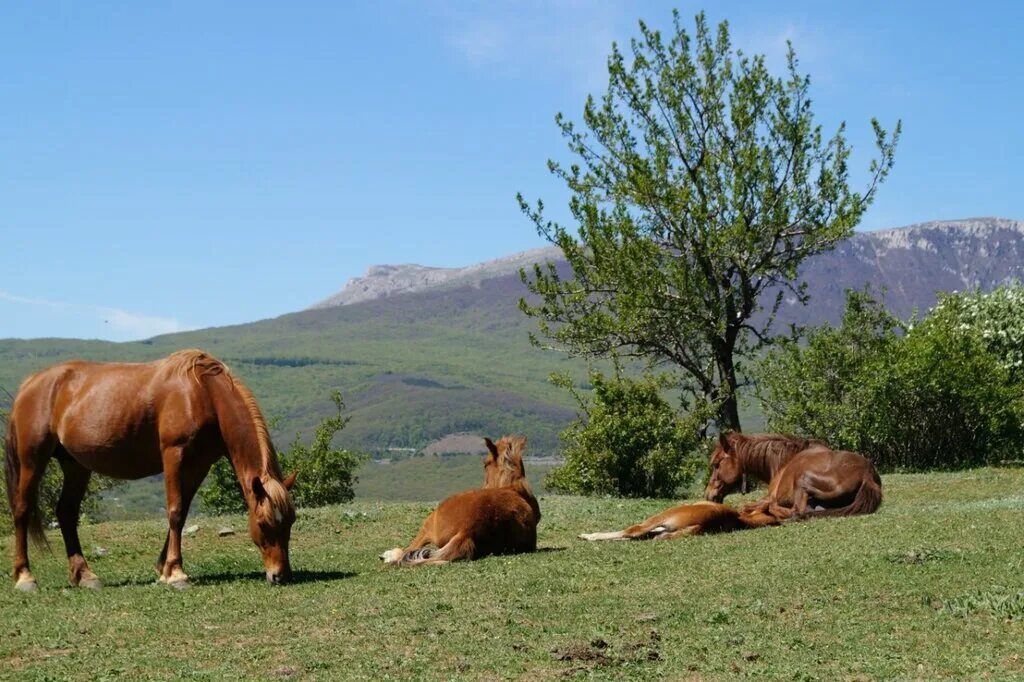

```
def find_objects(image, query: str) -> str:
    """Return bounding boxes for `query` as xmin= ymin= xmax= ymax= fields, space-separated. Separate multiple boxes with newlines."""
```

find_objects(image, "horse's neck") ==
xmin=512 ymin=480 xmax=541 ymax=521
xmin=740 ymin=446 xmax=784 ymax=482
xmin=206 ymin=374 xmax=274 ymax=481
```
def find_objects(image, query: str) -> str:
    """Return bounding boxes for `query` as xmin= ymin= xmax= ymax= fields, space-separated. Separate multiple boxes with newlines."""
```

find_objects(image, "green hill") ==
xmin=0 ymin=272 xmax=583 ymax=456
xmin=2 ymin=468 xmax=1022 ymax=679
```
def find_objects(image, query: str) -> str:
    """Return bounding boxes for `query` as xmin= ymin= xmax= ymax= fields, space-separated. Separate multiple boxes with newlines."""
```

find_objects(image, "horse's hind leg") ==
xmin=652 ymin=525 xmax=701 ymax=540
xmin=10 ymin=431 xmax=55 ymax=591
xmin=406 ymin=534 xmax=475 ymax=566
xmin=55 ymin=454 xmax=101 ymax=589
xmin=381 ymin=513 xmax=435 ymax=564
xmin=581 ymin=512 xmax=679 ymax=542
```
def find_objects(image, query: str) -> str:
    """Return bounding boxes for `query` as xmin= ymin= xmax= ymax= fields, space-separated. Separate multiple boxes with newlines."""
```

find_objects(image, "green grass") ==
xmin=3 ymin=467 xmax=1024 ymax=680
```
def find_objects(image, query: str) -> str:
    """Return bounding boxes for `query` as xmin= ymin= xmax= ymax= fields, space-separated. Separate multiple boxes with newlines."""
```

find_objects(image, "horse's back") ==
xmin=11 ymin=355 xmax=219 ymax=479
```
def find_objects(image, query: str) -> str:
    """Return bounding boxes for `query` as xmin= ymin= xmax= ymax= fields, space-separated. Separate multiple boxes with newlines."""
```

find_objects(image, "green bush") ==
xmin=545 ymin=369 xmax=706 ymax=498
xmin=757 ymin=289 xmax=1024 ymax=470
xmin=200 ymin=391 xmax=367 ymax=514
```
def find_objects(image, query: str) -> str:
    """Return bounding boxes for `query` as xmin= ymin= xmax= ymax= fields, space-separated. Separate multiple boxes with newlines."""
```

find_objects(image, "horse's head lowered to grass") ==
xmin=247 ymin=472 xmax=297 ymax=584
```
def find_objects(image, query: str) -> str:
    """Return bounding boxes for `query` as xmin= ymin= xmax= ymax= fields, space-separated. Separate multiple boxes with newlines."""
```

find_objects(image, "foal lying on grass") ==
xmin=381 ymin=435 xmax=540 ymax=566
xmin=579 ymin=501 xmax=777 ymax=542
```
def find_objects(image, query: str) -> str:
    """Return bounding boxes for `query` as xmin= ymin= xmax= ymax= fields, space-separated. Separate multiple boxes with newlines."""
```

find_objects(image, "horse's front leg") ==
xmin=158 ymin=446 xmax=203 ymax=589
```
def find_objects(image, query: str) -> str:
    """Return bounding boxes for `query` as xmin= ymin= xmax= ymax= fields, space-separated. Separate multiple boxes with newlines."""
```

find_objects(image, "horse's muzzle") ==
xmin=266 ymin=567 xmax=292 ymax=585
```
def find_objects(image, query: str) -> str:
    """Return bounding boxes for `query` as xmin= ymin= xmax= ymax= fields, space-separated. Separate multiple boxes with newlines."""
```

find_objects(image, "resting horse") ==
xmin=706 ymin=432 xmax=881 ymax=519
xmin=742 ymin=447 xmax=882 ymax=521
xmin=381 ymin=435 xmax=540 ymax=566
xmin=704 ymin=432 xmax=827 ymax=503
xmin=579 ymin=500 xmax=778 ymax=542
xmin=5 ymin=350 xmax=296 ymax=591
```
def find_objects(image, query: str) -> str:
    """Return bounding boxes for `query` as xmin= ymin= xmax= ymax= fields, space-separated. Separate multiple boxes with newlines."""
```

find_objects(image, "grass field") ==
xmin=2 ymin=468 xmax=1023 ymax=680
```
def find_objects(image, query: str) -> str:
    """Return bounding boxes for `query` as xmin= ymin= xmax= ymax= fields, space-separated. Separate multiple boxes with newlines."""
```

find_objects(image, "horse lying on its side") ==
xmin=579 ymin=500 xmax=777 ymax=542
xmin=381 ymin=435 xmax=540 ymax=566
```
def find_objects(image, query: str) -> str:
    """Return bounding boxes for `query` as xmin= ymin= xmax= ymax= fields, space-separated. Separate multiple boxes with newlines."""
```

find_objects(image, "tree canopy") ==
xmin=519 ymin=11 xmax=900 ymax=430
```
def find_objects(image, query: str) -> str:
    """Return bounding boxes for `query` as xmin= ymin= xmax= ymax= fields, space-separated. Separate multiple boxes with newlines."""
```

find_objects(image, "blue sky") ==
xmin=2 ymin=1 xmax=1022 ymax=341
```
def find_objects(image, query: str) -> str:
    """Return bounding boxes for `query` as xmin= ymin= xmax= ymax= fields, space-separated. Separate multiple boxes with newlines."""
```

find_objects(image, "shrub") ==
xmin=545 ymin=369 xmax=706 ymax=498
xmin=200 ymin=391 xmax=367 ymax=514
xmin=757 ymin=289 xmax=1024 ymax=470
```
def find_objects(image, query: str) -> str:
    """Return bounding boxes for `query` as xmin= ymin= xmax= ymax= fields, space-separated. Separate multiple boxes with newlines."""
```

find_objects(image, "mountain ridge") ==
xmin=312 ymin=217 xmax=1024 ymax=316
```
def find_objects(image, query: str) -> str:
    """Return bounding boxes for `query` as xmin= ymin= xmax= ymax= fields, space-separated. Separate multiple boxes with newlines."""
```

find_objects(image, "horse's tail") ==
xmin=4 ymin=413 xmax=47 ymax=548
xmin=4 ymin=418 xmax=17 ymax=524
xmin=800 ymin=468 xmax=882 ymax=519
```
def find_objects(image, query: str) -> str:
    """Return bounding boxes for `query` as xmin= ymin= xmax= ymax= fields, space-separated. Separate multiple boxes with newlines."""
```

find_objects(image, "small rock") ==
xmin=94 ymin=546 xmax=108 ymax=557
xmin=183 ymin=525 xmax=200 ymax=536
xmin=217 ymin=527 xmax=235 ymax=537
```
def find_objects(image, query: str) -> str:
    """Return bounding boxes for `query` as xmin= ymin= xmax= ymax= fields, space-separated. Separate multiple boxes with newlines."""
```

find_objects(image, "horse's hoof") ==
xmin=14 ymin=579 xmax=37 ymax=592
xmin=380 ymin=548 xmax=404 ymax=564
xmin=169 ymin=579 xmax=191 ymax=590
xmin=79 ymin=577 xmax=102 ymax=590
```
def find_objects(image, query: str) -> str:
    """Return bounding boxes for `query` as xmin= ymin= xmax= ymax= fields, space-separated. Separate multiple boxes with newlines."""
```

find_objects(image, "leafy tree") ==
xmin=757 ymin=289 xmax=1024 ymax=470
xmin=200 ymin=391 xmax=367 ymax=514
xmin=546 ymin=367 xmax=707 ymax=498
xmin=519 ymin=11 xmax=900 ymax=432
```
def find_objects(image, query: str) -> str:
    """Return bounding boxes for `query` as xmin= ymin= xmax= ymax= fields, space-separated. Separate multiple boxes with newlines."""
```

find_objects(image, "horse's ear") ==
xmin=484 ymin=437 xmax=499 ymax=460
xmin=252 ymin=476 xmax=268 ymax=502
xmin=283 ymin=471 xmax=297 ymax=490
xmin=718 ymin=432 xmax=731 ymax=453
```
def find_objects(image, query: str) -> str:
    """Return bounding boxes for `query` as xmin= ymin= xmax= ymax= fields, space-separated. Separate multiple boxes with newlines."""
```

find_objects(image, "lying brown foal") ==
xmin=579 ymin=500 xmax=777 ymax=542
xmin=381 ymin=435 xmax=540 ymax=566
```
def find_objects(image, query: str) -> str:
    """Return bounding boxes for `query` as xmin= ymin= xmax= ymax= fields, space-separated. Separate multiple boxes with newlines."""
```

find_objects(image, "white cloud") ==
xmin=0 ymin=290 xmax=188 ymax=340
xmin=441 ymin=2 xmax=624 ymax=94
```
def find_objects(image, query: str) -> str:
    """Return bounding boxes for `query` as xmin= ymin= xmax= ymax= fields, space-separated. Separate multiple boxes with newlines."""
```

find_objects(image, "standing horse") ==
xmin=704 ymin=432 xmax=827 ymax=503
xmin=5 ymin=350 xmax=296 ymax=591
xmin=380 ymin=435 xmax=539 ymax=566
xmin=741 ymin=447 xmax=882 ymax=521
xmin=579 ymin=500 xmax=778 ymax=542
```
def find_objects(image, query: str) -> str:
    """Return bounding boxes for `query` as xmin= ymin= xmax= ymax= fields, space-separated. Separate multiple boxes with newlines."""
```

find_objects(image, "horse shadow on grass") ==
xmin=195 ymin=569 xmax=357 ymax=586
xmin=105 ymin=569 xmax=356 ymax=588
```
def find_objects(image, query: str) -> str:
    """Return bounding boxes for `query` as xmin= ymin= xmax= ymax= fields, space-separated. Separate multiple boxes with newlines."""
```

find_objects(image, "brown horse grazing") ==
xmin=742 ymin=447 xmax=883 ymax=521
xmin=704 ymin=432 xmax=828 ymax=503
xmin=579 ymin=500 xmax=778 ymax=542
xmin=380 ymin=435 xmax=540 ymax=566
xmin=5 ymin=350 xmax=296 ymax=591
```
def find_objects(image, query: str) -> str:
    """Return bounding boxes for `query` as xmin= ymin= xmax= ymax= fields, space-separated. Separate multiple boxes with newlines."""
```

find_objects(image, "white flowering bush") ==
xmin=928 ymin=283 xmax=1024 ymax=378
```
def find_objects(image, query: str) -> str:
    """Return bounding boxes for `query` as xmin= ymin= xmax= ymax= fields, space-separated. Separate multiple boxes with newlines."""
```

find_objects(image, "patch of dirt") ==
xmin=552 ymin=631 xmax=662 ymax=669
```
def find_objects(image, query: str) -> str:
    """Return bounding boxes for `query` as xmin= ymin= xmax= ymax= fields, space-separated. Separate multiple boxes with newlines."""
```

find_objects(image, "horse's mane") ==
xmin=164 ymin=349 xmax=283 ymax=483
xmin=729 ymin=432 xmax=817 ymax=481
